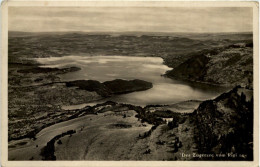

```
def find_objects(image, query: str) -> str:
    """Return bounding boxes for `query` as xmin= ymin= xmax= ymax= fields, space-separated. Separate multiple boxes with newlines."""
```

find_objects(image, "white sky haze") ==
xmin=8 ymin=7 xmax=253 ymax=33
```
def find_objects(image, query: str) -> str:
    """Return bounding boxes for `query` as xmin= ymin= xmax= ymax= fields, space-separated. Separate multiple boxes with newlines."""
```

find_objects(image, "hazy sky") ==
xmin=9 ymin=7 xmax=253 ymax=33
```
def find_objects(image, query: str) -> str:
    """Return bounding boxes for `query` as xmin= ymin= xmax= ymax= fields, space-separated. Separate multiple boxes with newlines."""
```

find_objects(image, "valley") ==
xmin=8 ymin=32 xmax=254 ymax=161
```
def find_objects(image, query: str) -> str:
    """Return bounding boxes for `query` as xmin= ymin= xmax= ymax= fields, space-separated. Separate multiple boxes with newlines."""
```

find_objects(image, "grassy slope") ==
xmin=8 ymin=87 xmax=253 ymax=160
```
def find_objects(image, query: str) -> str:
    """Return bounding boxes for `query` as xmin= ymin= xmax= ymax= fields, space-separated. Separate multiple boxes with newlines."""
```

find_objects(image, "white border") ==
xmin=1 ymin=1 xmax=259 ymax=167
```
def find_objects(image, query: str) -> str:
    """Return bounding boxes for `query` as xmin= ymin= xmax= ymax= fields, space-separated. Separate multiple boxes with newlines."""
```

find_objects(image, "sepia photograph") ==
xmin=1 ymin=1 xmax=259 ymax=166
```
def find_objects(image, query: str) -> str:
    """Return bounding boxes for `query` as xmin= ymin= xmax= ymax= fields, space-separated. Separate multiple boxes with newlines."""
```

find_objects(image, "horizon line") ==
xmin=8 ymin=30 xmax=253 ymax=34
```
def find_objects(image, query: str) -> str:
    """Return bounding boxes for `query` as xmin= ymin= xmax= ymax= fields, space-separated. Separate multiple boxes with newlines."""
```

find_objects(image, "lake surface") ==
xmin=36 ymin=55 xmax=229 ymax=106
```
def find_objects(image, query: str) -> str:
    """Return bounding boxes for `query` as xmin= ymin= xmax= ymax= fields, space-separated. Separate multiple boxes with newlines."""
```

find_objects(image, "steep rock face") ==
xmin=192 ymin=86 xmax=253 ymax=160
xmin=66 ymin=79 xmax=153 ymax=97
xmin=166 ymin=44 xmax=253 ymax=87
xmin=166 ymin=54 xmax=210 ymax=81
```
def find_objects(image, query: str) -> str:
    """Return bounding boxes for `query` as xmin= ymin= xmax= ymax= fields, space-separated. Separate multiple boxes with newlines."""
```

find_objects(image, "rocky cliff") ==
xmin=192 ymin=86 xmax=253 ymax=160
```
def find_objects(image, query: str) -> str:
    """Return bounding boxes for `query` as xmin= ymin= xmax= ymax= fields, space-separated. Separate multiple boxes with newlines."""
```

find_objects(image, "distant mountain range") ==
xmin=8 ymin=31 xmax=253 ymax=38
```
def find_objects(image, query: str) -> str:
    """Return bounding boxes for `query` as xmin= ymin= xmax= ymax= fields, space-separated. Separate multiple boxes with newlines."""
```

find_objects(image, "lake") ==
xmin=36 ymin=55 xmax=229 ymax=106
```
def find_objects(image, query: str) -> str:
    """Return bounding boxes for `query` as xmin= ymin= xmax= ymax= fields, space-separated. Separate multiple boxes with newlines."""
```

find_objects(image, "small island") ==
xmin=66 ymin=79 xmax=153 ymax=97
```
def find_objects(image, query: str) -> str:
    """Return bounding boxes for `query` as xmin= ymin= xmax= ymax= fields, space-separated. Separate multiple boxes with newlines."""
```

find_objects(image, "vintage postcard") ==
xmin=1 ymin=1 xmax=259 ymax=167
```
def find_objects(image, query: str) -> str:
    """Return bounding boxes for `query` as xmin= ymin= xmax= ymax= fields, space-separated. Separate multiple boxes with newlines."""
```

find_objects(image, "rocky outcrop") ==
xmin=166 ymin=44 xmax=253 ymax=88
xmin=66 ymin=79 xmax=153 ymax=97
xmin=166 ymin=54 xmax=210 ymax=81
xmin=192 ymin=86 xmax=253 ymax=160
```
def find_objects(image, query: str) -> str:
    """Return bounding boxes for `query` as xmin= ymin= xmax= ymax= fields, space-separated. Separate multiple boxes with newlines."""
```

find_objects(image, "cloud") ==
xmin=8 ymin=7 xmax=253 ymax=32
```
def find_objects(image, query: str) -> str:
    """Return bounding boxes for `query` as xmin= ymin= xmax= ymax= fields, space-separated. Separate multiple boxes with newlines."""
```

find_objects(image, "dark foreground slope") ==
xmin=191 ymin=86 xmax=253 ymax=160
xmin=166 ymin=43 xmax=253 ymax=87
